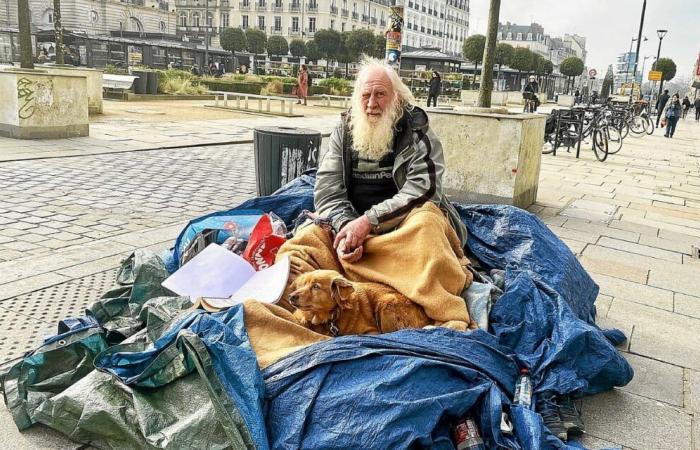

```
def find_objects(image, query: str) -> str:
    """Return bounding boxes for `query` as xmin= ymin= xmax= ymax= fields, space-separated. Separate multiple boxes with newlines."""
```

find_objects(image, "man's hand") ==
xmin=334 ymin=215 xmax=371 ymax=252
xmin=336 ymin=239 xmax=364 ymax=263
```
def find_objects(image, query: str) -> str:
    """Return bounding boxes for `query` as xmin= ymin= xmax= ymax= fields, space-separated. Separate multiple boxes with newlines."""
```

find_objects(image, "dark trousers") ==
xmin=427 ymin=93 xmax=438 ymax=107
xmin=696 ymin=109 xmax=700 ymax=121
xmin=656 ymin=104 xmax=667 ymax=127
xmin=682 ymin=108 xmax=689 ymax=119
xmin=665 ymin=116 xmax=679 ymax=137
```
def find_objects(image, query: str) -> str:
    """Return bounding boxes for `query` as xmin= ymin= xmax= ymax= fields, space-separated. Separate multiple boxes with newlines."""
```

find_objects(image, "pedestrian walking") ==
xmin=427 ymin=70 xmax=441 ymax=107
xmin=682 ymin=95 xmax=691 ymax=119
xmin=296 ymin=64 xmax=308 ymax=106
xmin=661 ymin=94 xmax=682 ymax=138
xmin=694 ymin=97 xmax=700 ymax=122
xmin=574 ymin=89 xmax=581 ymax=105
xmin=656 ymin=89 xmax=670 ymax=128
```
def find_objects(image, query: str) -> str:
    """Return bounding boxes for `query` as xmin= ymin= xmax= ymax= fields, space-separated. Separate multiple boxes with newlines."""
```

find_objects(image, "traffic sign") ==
xmin=648 ymin=70 xmax=662 ymax=81
xmin=588 ymin=68 xmax=597 ymax=77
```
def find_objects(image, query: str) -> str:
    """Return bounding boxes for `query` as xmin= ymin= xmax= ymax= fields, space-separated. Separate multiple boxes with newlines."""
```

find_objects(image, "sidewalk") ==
xmin=1 ymin=103 xmax=699 ymax=449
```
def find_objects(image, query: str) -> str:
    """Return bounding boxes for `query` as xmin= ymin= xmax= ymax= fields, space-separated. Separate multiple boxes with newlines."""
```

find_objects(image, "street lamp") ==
xmin=654 ymin=29 xmax=668 ymax=109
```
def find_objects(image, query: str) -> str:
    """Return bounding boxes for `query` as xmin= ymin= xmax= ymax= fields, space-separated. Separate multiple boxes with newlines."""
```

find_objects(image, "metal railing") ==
xmin=288 ymin=27 xmax=301 ymax=35
xmin=239 ymin=1 xmax=250 ymax=9
xmin=330 ymin=5 xmax=338 ymax=14
xmin=255 ymin=2 xmax=266 ymax=11
xmin=307 ymin=3 xmax=318 ymax=12
xmin=289 ymin=3 xmax=300 ymax=11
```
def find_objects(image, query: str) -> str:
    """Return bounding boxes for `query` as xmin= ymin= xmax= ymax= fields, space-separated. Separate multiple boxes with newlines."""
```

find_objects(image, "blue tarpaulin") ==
xmin=5 ymin=171 xmax=633 ymax=449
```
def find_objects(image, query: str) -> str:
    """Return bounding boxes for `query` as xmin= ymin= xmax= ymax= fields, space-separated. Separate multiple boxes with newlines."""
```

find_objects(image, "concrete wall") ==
xmin=557 ymin=94 xmax=575 ymax=107
xmin=38 ymin=65 xmax=103 ymax=114
xmin=428 ymin=109 xmax=545 ymax=208
xmin=0 ymin=69 xmax=89 ymax=139
xmin=461 ymin=90 xmax=525 ymax=106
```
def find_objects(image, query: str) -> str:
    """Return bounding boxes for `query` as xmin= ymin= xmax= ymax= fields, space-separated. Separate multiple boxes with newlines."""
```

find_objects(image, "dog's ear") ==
xmin=331 ymin=277 xmax=355 ymax=309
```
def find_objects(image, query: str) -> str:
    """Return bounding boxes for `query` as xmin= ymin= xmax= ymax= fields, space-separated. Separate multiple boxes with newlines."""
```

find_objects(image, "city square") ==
xmin=2 ymin=0 xmax=700 ymax=449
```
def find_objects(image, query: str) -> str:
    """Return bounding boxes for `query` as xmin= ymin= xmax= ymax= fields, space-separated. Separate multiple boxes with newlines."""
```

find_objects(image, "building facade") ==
xmin=614 ymin=51 xmax=642 ymax=92
xmin=403 ymin=0 xmax=469 ymax=56
xmin=175 ymin=0 xmax=392 ymax=49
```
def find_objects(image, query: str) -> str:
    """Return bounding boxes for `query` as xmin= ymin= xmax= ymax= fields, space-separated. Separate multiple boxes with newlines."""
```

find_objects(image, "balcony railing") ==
xmin=289 ymin=3 xmax=300 ymax=11
xmin=330 ymin=5 xmax=338 ymax=14
xmin=271 ymin=27 xmax=282 ymax=34
xmin=288 ymin=27 xmax=301 ymax=35
xmin=361 ymin=14 xmax=369 ymax=22
xmin=239 ymin=1 xmax=250 ymax=9
xmin=255 ymin=2 xmax=266 ymax=10
xmin=341 ymin=8 xmax=348 ymax=17
xmin=307 ymin=3 xmax=318 ymax=12
xmin=306 ymin=29 xmax=315 ymax=37
xmin=272 ymin=4 xmax=283 ymax=11
xmin=352 ymin=11 xmax=358 ymax=20
xmin=219 ymin=0 xmax=228 ymax=6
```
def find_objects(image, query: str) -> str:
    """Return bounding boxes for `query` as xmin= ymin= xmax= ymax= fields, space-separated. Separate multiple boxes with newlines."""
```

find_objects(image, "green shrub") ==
xmin=310 ymin=85 xmax=331 ymax=95
xmin=318 ymin=77 xmax=351 ymax=96
xmin=157 ymin=69 xmax=208 ymax=95
xmin=265 ymin=80 xmax=284 ymax=94
xmin=200 ymin=79 xmax=265 ymax=94
xmin=103 ymin=64 xmax=127 ymax=75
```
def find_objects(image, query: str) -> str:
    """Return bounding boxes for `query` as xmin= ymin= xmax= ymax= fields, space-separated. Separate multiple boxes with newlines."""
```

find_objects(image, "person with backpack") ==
xmin=523 ymin=75 xmax=539 ymax=112
xmin=661 ymin=94 xmax=682 ymax=138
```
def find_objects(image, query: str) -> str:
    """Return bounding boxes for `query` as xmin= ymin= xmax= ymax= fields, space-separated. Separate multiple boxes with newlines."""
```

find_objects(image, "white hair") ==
xmin=349 ymin=57 xmax=415 ymax=161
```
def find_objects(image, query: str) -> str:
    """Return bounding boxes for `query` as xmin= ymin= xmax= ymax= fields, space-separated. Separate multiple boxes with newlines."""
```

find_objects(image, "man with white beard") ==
xmin=314 ymin=57 xmax=467 ymax=262
xmin=276 ymin=58 xmax=473 ymax=332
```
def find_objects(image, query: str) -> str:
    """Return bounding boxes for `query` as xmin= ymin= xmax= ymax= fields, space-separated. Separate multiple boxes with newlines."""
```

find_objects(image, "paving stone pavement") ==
xmin=1 ymin=106 xmax=700 ymax=449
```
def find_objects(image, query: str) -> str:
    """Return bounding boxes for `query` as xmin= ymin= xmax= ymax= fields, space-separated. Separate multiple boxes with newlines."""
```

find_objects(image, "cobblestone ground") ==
xmin=1 ymin=107 xmax=699 ymax=449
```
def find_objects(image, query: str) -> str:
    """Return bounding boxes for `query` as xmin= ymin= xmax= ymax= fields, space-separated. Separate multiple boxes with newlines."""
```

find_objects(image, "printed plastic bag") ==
xmin=242 ymin=214 xmax=287 ymax=270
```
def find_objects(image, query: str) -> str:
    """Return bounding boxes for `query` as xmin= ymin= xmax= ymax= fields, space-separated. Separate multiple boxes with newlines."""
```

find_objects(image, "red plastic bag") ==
xmin=242 ymin=214 xmax=287 ymax=270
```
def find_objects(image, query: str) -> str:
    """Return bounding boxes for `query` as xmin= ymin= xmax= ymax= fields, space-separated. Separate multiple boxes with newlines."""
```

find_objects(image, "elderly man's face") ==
xmin=359 ymin=68 xmax=394 ymax=123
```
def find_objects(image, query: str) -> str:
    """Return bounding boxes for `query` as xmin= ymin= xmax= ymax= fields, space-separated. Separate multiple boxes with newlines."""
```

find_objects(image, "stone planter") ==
xmin=0 ymin=69 xmax=89 ymax=139
xmin=39 ymin=65 xmax=103 ymax=114
xmin=557 ymin=94 xmax=575 ymax=107
xmin=428 ymin=109 xmax=546 ymax=209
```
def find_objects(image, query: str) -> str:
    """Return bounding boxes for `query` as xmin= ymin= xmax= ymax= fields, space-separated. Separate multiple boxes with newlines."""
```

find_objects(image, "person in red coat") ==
xmin=297 ymin=64 xmax=309 ymax=105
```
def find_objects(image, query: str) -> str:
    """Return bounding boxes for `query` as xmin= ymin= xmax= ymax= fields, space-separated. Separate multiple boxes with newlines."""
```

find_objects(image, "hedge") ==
xmin=200 ymin=79 xmax=331 ymax=96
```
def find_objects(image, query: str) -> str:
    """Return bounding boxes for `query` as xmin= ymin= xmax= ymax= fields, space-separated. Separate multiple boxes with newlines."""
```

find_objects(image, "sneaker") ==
xmin=558 ymin=395 xmax=585 ymax=436
xmin=536 ymin=391 xmax=568 ymax=441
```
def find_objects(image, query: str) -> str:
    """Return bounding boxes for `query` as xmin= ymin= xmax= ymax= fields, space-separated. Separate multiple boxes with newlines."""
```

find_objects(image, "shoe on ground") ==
xmin=558 ymin=395 xmax=585 ymax=436
xmin=536 ymin=391 xmax=568 ymax=441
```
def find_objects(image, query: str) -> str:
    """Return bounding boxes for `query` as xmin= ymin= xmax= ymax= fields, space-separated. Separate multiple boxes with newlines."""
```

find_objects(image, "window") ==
xmin=207 ymin=12 xmax=213 ymax=27
xmin=242 ymin=15 xmax=249 ymax=28
xmin=527 ymin=32 xmax=532 ymax=41
xmin=221 ymin=13 xmax=229 ymax=27
xmin=192 ymin=12 xmax=200 ymax=27
xmin=275 ymin=0 xmax=281 ymax=6
xmin=89 ymin=10 xmax=99 ymax=24
xmin=497 ymin=32 xmax=502 ymax=40
xmin=274 ymin=16 xmax=281 ymax=30
xmin=309 ymin=17 xmax=316 ymax=32
xmin=258 ymin=15 xmax=265 ymax=29
xmin=341 ymin=22 xmax=345 ymax=31
xmin=43 ymin=8 xmax=54 ymax=24
xmin=292 ymin=17 xmax=299 ymax=31
xmin=159 ymin=21 xmax=166 ymax=32
xmin=179 ymin=13 xmax=187 ymax=27
xmin=506 ymin=32 xmax=512 ymax=40
xmin=352 ymin=2 xmax=356 ymax=12
xmin=330 ymin=19 xmax=335 ymax=29
xmin=516 ymin=32 xmax=522 ymax=40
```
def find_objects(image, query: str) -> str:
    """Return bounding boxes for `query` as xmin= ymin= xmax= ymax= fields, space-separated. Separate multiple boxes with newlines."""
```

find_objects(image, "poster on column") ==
xmin=385 ymin=5 xmax=404 ymax=69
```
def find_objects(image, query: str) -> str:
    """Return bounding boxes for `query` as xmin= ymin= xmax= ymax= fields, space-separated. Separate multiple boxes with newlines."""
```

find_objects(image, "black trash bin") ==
xmin=147 ymin=71 xmax=160 ymax=95
xmin=132 ymin=70 xmax=148 ymax=94
xmin=253 ymin=126 xmax=321 ymax=196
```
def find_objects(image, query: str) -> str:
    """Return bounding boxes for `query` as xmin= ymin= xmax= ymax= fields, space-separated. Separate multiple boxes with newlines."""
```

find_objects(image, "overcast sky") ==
xmin=468 ymin=0 xmax=700 ymax=81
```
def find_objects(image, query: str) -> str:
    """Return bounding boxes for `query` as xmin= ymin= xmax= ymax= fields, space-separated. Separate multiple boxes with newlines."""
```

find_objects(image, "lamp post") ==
xmin=204 ymin=0 xmax=209 ymax=68
xmin=654 ymin=29 xmax=667 ymax=106
xmin=627 ymin=0 xmax=646 ymax=102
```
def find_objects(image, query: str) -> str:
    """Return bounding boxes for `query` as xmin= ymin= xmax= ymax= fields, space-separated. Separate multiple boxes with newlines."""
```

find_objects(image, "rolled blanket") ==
xmin=277 ymin=202 xmax=473 ymax=330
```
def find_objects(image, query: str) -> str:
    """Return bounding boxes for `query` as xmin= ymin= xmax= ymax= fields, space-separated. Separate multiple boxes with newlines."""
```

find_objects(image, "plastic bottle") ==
xmin=452 ymin=416 xmax=486 ymax=450
xmin=514 ymin=367 xmax=532 ymax=408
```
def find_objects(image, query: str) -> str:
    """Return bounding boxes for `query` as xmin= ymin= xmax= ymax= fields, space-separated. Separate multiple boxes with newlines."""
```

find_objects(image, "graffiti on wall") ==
xmin=17 ymin=77 xmax=36 ymax=119
xmin=16 ymin=77 xmax=55 ymax=120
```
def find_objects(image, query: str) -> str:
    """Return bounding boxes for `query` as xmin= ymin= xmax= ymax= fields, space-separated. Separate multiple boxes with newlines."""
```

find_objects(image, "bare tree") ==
xmin=477 ymin=0 xmax=501 ymax=107
xmin=17 ymin=0 xmax=34 ymax=68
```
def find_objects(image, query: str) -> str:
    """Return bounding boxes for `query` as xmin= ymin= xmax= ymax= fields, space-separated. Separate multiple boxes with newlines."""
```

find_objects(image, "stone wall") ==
xmin=0 ymin=69 xmax=88 ymax=139
xmin=428 ymin=109 xmax=545 ymax=209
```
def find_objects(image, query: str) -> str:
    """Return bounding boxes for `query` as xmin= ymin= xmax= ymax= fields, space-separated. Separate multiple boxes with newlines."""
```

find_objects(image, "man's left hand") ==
xmin=334 ymin=215 xmax=371 ymax=252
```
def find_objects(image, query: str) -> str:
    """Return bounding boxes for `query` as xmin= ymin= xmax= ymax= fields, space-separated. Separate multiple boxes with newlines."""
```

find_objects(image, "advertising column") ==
xmin=385 ymin=4 xmax=404 ymax=70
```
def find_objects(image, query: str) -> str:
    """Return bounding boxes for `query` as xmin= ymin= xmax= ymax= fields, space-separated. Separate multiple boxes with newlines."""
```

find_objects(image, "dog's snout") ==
xmin=289 ymin=294 xmax=299 ymax=307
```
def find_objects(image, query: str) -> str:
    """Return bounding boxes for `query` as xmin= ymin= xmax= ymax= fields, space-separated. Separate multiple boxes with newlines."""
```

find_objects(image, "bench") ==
xmin=315 ymin=94 xmax=351 ymax=109
xmin=208 ymin=91 xmax=302 ymax=117
xmin=102 ymin=74 xmax=138 ymax=90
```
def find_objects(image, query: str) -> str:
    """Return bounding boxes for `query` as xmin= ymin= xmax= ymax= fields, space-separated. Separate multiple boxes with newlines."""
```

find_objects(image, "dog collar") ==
xmin=327 ymin=309 xmax=340 ymax=337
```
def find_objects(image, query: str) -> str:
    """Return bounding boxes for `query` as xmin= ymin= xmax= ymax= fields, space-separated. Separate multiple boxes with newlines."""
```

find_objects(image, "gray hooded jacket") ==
xmin=314 ymin=106 xmax=468 ymax=246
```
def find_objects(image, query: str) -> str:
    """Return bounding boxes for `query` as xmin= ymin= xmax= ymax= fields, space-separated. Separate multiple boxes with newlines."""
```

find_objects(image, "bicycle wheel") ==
xmin=606 ymin=124 xmax=623 ymax=155
xmin=629 ymin=116 xmax=646 ymax=135
xmin=644 ymin=115 xmax=654 ymax=135
xmin=592 ymin=128 xmax=609 ymax=162
xmin=617 ymin=119 xmax=630 ymax=139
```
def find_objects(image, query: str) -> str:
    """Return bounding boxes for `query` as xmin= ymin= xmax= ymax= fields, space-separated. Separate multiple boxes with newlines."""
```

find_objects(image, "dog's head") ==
xmin=288 ymin=270 xmax=355 ymax=325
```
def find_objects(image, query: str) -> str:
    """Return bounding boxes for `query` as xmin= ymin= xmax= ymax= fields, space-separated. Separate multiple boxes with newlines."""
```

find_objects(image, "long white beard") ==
xmin=350 ymin=107 xmax=401 ymax=161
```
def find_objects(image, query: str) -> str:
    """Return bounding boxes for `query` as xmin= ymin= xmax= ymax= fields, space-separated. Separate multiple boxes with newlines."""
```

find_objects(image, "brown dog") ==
xmin=288 ymin=269 xmax=432 ymax=336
